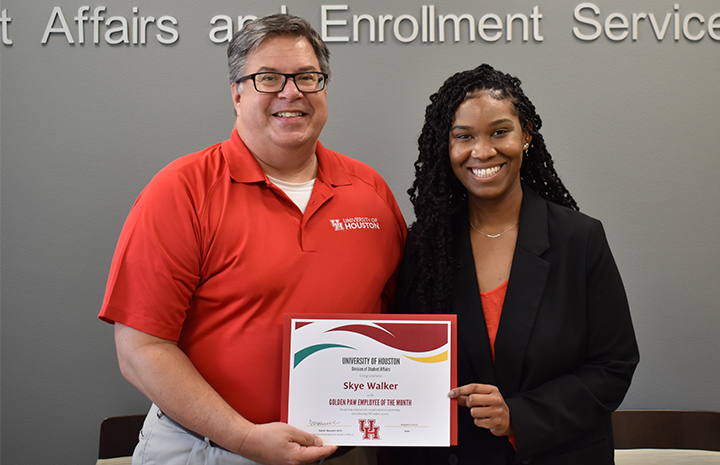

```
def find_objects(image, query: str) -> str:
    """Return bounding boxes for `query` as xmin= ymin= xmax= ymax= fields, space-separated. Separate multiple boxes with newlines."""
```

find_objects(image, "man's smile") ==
xmin=273 ymin=111 xmax=306 ymax=118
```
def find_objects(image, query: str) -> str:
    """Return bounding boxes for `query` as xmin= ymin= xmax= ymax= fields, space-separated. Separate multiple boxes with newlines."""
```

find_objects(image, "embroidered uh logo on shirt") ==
xmin=330 ymin=217 xmax=380 ymax=231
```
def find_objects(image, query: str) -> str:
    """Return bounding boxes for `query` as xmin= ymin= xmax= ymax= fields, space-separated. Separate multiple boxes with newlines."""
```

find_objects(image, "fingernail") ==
xmin=314 ymin=437 xmax=323 ymax=447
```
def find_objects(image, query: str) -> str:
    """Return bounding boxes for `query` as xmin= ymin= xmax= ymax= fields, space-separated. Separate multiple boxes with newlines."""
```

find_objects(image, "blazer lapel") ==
xmin=452 ymin=212 xmax=497 ymax=385
xmin=494 ymin=187 xmax=550 ymax=396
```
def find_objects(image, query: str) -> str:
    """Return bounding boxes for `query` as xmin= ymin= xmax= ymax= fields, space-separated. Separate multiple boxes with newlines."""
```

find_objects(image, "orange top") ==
xmin=479 ymin=279 xmax=516 ymax=448
xmin=480 ymin=279 xmax=508 ymax=362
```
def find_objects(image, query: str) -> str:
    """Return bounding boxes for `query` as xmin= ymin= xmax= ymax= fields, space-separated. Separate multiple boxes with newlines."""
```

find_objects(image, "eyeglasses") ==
xmin=238 ymin=72 xmax=328 ymax=93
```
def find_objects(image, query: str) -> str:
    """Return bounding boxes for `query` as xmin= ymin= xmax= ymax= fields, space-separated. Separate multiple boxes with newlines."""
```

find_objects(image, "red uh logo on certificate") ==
xmin=359 ymin=419 xmax=380 ymax=440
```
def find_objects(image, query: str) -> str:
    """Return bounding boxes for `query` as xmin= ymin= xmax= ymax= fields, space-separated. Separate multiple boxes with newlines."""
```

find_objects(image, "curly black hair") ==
xmin=408 ymin=63 xmax=578 ymax=314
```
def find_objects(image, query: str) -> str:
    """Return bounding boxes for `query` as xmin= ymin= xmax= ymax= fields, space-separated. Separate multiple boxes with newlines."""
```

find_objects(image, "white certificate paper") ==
xmin=281 ymin=314 xmax=457 ymax=446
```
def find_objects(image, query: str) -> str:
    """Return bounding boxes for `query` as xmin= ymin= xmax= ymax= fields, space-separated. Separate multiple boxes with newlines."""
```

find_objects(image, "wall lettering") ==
xmin=2 ymin=4 xmax=718 ymax=47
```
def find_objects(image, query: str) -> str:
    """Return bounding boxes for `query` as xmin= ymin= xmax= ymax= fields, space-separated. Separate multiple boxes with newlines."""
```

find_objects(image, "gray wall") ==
xmin=2 ymin=1 xmax=719 ymax=464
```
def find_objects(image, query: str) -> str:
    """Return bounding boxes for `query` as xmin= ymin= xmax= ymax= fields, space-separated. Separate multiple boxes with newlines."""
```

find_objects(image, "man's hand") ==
xmin=238 ymin=422 xmax=337 ymax=465
xmin=116 ymin=323 xmax=337 ymax=464
xmin=449 ymin=383 xmax=513 ymax=437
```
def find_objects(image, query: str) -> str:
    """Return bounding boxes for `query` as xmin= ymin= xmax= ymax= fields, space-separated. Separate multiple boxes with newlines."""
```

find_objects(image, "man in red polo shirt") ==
xmin=99 ymin=14 xmax=406 ymax=465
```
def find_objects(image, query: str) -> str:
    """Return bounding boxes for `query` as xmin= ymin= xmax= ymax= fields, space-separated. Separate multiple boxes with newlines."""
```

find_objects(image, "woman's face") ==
xmin=449 ymin=92 xmax=530 ymax=204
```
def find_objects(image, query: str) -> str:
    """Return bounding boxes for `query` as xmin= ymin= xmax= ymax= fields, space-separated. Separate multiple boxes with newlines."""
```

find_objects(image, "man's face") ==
xmin=233 ymin=35 xmax=328 ymax=161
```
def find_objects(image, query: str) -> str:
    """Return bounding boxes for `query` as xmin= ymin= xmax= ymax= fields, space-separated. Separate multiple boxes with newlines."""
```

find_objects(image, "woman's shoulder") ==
xmin=545 ymin=200 xmax=601 ymax=229
xmin=539 ymin=199 xmax=613 ymax=257
xmin=521 ymin=186 xmax=601 ymax=234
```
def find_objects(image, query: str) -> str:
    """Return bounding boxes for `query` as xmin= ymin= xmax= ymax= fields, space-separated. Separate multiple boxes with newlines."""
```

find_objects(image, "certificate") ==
xmin=281 ymin=314 xmax=457 ymax=447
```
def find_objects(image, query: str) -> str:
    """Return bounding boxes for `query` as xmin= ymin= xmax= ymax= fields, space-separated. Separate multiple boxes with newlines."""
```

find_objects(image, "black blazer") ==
xmin=391 ymin=186 xmax=639 ymax=465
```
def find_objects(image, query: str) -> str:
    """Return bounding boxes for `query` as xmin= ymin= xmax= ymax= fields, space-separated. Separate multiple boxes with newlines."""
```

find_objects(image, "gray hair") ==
xmin=227 ymin=14 xmax=331 ymax=84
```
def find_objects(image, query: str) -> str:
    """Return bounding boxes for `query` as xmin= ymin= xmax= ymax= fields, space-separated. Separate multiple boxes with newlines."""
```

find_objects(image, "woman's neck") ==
xmin=467 ymin=186 xmax=523 ymax=232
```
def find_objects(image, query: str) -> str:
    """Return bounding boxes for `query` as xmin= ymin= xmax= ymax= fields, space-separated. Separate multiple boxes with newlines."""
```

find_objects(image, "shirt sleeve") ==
xmin=99 ymin=167 xmax=203 ymax=341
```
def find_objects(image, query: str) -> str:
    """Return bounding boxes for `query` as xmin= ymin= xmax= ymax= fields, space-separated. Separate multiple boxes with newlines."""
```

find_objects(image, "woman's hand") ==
xmin=449 ymin=383 xmax=513 ymax=437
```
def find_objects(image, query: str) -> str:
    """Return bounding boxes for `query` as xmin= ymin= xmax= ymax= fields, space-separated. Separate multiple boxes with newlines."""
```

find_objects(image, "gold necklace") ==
xmin=468 ymin=217 xmax=519 ymax=238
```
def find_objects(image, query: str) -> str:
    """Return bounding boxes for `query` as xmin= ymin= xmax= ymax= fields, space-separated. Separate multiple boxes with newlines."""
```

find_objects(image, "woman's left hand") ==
xmin=449 ymin=383 xmax=514 ymax=437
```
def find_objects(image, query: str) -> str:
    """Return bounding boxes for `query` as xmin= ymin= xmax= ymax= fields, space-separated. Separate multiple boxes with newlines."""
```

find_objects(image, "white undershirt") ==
xmin=266 ymin=175 xmax=316 ymax=213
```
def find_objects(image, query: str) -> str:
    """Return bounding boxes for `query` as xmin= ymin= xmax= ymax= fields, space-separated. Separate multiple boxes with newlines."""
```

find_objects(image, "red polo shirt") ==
xmin=100 ymin=130 xmax=406 ymax=424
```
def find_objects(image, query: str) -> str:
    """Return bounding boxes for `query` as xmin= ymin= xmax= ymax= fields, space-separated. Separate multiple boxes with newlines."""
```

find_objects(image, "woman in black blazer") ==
xmin=390 ymin=64 xmax=639 ymax=465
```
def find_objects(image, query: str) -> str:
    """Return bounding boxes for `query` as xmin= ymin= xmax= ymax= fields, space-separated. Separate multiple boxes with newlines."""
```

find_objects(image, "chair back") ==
xmin=99 ymin=414 xmax=146 ymax=459
xmin=612 ymin=410 xmax=720 ymax=451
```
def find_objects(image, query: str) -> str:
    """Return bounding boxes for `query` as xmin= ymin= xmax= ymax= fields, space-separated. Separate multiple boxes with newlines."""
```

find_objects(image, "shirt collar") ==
xmin=221 ymin=129 xmax=351 ymax=187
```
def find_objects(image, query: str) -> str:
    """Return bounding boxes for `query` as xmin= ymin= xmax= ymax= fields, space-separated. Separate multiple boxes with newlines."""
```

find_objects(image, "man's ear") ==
xmin=230 ymin=82 xmax=242 ymax=106
xmin=231 ymin=82 xmax=242 ymax=112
